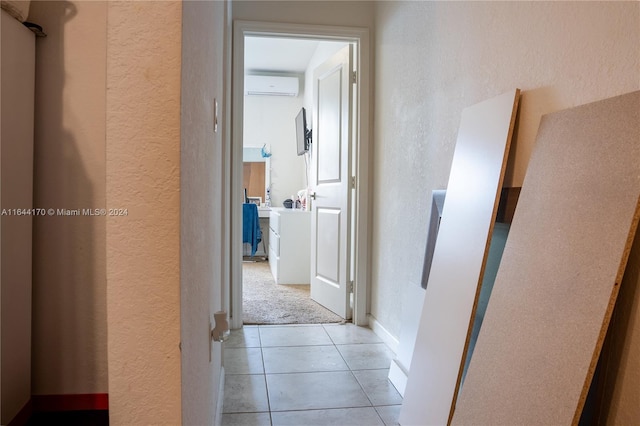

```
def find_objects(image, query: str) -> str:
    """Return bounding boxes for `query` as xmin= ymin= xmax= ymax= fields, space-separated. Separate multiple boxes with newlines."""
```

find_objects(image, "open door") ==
xmin=309 ymin=45 xmax=353 ymax=319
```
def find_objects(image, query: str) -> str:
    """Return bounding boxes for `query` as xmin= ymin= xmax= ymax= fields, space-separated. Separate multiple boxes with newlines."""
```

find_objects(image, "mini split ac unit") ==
xmin=245 ymin=75 xmax=299 ymax=97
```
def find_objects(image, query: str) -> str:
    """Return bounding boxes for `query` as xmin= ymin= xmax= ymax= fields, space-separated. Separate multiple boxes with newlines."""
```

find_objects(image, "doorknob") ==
xmin=309 ymin=192 xmax=317 ymax=200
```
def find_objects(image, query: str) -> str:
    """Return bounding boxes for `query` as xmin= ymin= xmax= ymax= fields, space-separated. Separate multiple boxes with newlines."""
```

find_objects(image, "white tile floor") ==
xmin=222 ymin=324 xmax=402 ymax=426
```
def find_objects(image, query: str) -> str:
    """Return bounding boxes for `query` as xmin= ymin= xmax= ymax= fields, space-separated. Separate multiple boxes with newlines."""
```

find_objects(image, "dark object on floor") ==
xmin=27 ymin=410 xmax=109 ymax=426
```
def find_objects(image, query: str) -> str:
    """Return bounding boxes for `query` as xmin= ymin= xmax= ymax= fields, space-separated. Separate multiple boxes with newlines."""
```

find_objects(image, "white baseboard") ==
xmin=388 ymin=358 xmax=408 ymax=396
xmin=368 ymin=315 xmax=407 ymax=396
xmin=367 ymin=314 xmax=399 ymax=354
xmin=214 ymin=366 xmax=225 ymax=426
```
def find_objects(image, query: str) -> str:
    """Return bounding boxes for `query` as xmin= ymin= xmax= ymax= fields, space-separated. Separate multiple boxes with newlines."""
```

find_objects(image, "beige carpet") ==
xmin=242 ymin=261 xmax=344 ymax=325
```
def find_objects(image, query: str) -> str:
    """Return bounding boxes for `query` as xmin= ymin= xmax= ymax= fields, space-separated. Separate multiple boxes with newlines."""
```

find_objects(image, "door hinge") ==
xmin=349 ymin=281 xmax=354 ymax=293
xmin=351 ymin=176 xmax=356 ymax=189
xmin=351 ymin=71 xmax=357 ymax=84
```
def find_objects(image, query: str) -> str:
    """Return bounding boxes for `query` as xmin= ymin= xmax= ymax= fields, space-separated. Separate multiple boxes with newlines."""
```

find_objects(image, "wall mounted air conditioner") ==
xmin=245 ymin=75 xmax=299 ymax=97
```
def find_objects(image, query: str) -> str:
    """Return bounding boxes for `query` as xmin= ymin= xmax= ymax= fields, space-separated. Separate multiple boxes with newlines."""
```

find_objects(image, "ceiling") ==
xmin=244 ymin=37 xmax=319 ymax=74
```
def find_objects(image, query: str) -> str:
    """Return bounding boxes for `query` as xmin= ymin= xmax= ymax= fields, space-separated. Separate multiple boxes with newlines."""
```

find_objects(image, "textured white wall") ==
xmin=1 ymin=9 xmax=34 ymax=423
xmin=106 ymin=2 xmax=182 ymax=424
xmin=244 ymin=95 xmax=305 ymax=206
xmin=371 ymin=1 xmax=640 ymax=341
xmin=180 ymin=1 xmax=227 ymax=424
xmin=29 ymin=2 xmax=224 ymax=423
xmin=233 ymin=0 xmax=373 ymax=28
xmin=28 ymin=0 xmax=108 ymax=395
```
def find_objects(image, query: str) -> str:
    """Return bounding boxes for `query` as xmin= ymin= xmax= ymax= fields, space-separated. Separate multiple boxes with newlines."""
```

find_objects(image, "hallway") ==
xmin=222 ymin=324 xmax=402 ymax=425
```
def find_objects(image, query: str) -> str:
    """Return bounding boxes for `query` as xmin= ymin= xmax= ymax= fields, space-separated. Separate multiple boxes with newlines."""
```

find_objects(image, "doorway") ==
xmin=230 ymin=21 xmax=371 ymax=329
xmin=241 ymin=36 xmax=347 ymax=325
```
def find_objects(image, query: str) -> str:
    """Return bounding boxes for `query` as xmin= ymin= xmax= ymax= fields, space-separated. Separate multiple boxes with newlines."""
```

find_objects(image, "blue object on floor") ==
xmin=243 ymin=203 xmax=262 ymax=256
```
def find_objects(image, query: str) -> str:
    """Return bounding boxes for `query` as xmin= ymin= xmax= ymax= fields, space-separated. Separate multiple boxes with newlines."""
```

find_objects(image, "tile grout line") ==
xmin=257 ymin=327 xmax=275 ymax=426
xmin=327 ymin=325 xmax=389 ymax=421
xmin=223 ymin=324 xmax=402 ymax=425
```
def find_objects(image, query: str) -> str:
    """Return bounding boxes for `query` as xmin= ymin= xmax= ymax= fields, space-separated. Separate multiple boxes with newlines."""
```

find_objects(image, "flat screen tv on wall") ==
xmin=295 ymin=107 xmax=311 ymax=155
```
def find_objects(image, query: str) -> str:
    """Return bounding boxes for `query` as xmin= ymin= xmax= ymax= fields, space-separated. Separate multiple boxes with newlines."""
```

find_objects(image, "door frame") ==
xmin=230 ymin=20 xmax=371 ymax=328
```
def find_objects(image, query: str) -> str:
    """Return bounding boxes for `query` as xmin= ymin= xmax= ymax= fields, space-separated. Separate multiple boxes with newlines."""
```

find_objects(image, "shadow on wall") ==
xmin=31 ymin=0 xmax=106 ymax=394
xmin=582 ymin=227 xmax=640 ymax=424
xmin=504 ymin=86 xmax=562 ymax=187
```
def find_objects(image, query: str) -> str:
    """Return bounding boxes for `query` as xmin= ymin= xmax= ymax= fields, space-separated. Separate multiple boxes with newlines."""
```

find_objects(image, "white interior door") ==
xmin=310 ymin=45 xmax=353 ymax=319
